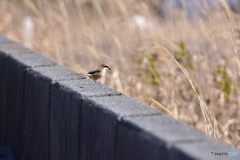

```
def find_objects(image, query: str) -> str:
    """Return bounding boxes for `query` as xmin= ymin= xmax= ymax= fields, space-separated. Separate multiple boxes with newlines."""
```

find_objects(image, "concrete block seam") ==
xmin=0 ymin=54 xmax=7 ymax=146
xmin=21 ymin=67 xmax=28 ymax=160
xmin=78 ymin=100 xmax=84 ymax=160
xmin=86 ymin=92 xmax=123 ymax=98
xmin=51 ymin=77 xmax=87 ymax=83
xmin=113 ymin=113 xmax=163 ymax=160
xmin=113 ymin=116 xmax=120 ymax=160
xmin=120 ymin=112 xmax=161 ymax=119
xmin=47 ymin=84 xmax=52 ymax=160
xmin=28 ymin=64 xmax=59 ymax=68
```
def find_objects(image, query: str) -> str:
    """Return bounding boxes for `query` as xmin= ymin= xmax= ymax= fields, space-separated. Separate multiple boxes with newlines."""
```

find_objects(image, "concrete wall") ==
xmin=0 ymin=34 xmax=238 ymax=160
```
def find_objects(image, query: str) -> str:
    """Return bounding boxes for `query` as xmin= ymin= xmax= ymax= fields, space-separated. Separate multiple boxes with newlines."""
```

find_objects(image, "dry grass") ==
xmin=0 ymin=0 xmax=240 ymax=148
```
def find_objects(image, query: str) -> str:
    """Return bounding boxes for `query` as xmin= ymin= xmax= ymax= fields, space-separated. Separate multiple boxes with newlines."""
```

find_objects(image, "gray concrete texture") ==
xmin=0 ymin=34 xmax=239 ymax=160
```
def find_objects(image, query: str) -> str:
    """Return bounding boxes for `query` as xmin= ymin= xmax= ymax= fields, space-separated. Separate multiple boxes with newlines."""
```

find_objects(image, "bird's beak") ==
xmin=108 ymin=66 xmax=111 ymax=70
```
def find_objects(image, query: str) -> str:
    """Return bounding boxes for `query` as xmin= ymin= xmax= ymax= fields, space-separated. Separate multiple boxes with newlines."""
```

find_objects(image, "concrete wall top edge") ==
xmin=0 ymin=35 xmax=57 ymax=68
xmin=120 ymin=114 xmax=212 ymax=143
xmin=26 ymin=65 xmax=85 ymax=84
xmin=5 ymin=52 xmax=57 ymax=68
xmin=0 ymin=34 xmax=11 ymax=43
xmin=83 ymin=95 xmax=161 ymax=119
xmin=0 ymin=41 xmax=34 ymax=54
xmin=54 ymin=79 xmax=121 ymax=98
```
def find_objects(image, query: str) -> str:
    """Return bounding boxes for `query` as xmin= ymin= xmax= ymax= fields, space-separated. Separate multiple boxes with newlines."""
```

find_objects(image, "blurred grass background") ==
xmin=1 ymin=0 xmax=240 ymax=148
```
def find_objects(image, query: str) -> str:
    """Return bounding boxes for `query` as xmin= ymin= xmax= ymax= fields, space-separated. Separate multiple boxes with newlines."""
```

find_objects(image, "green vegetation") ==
xmin=213 ymin=56 xmax=232 ymax=101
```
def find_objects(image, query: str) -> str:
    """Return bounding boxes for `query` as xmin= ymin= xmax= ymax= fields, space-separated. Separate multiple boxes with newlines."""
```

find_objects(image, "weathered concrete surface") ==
xmin=116 ymin=115 xmax=239 ymax=160
xmin=0 ymin=36 xmax=57 ymax=159
xmin=24 ymin=66 xmax=85 ymax=160
xmin=81 ymin=95 xmax=161 ymax=160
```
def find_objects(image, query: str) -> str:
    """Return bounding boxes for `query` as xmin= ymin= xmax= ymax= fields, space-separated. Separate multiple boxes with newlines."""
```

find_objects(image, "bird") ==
xmin=85 ymin=63 xmax=111 ymax=81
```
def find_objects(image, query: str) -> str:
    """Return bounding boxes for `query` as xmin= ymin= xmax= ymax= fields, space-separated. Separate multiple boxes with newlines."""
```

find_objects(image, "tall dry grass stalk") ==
xmin=218 ymin=0 xmax=240 ymax=78
xmin=0 ymin=0 xmax=240 ymax=148
xmin=141 ymin=44 xmax=214 ymax=136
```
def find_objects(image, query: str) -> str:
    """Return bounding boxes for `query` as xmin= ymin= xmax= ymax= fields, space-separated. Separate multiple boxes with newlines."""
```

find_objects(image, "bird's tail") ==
xmin=82 ymin=74 xmax=92 ymax=79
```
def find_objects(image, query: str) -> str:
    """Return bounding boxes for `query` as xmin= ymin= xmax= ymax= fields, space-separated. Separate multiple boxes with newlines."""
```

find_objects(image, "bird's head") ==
xmin=100 ymin=63 xmax=111 ymax=70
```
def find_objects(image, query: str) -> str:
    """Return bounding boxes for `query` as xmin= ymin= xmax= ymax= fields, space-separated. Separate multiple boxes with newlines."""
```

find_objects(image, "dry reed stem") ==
xmin=141 ymin=44 xmax=214 ymax=135
xmin=147 ymin=98 xmax=175 ymax=118
xmin=218 ymin=0 xmax=240 ymax=78
xmin=216 ymin=120 xmax=240 ymax=143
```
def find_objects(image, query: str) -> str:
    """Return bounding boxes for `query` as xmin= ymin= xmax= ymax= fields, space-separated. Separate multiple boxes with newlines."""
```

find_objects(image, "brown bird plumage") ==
xmin=86 ymin=63 xmax=111 ymax=80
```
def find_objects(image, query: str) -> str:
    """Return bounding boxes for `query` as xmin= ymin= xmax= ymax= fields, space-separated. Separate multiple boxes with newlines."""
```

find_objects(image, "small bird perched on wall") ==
xmin=85 ymin=63 xmax=111 ymax=81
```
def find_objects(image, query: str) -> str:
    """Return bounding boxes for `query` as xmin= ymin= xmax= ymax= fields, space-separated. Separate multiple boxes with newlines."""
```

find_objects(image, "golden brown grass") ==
xmin=0 ymin=0 xmax=240 ymax=148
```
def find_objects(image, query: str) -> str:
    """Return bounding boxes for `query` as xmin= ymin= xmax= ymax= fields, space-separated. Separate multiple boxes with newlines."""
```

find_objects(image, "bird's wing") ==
xmin=88 ymin=67 xmax=101 ymax=74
